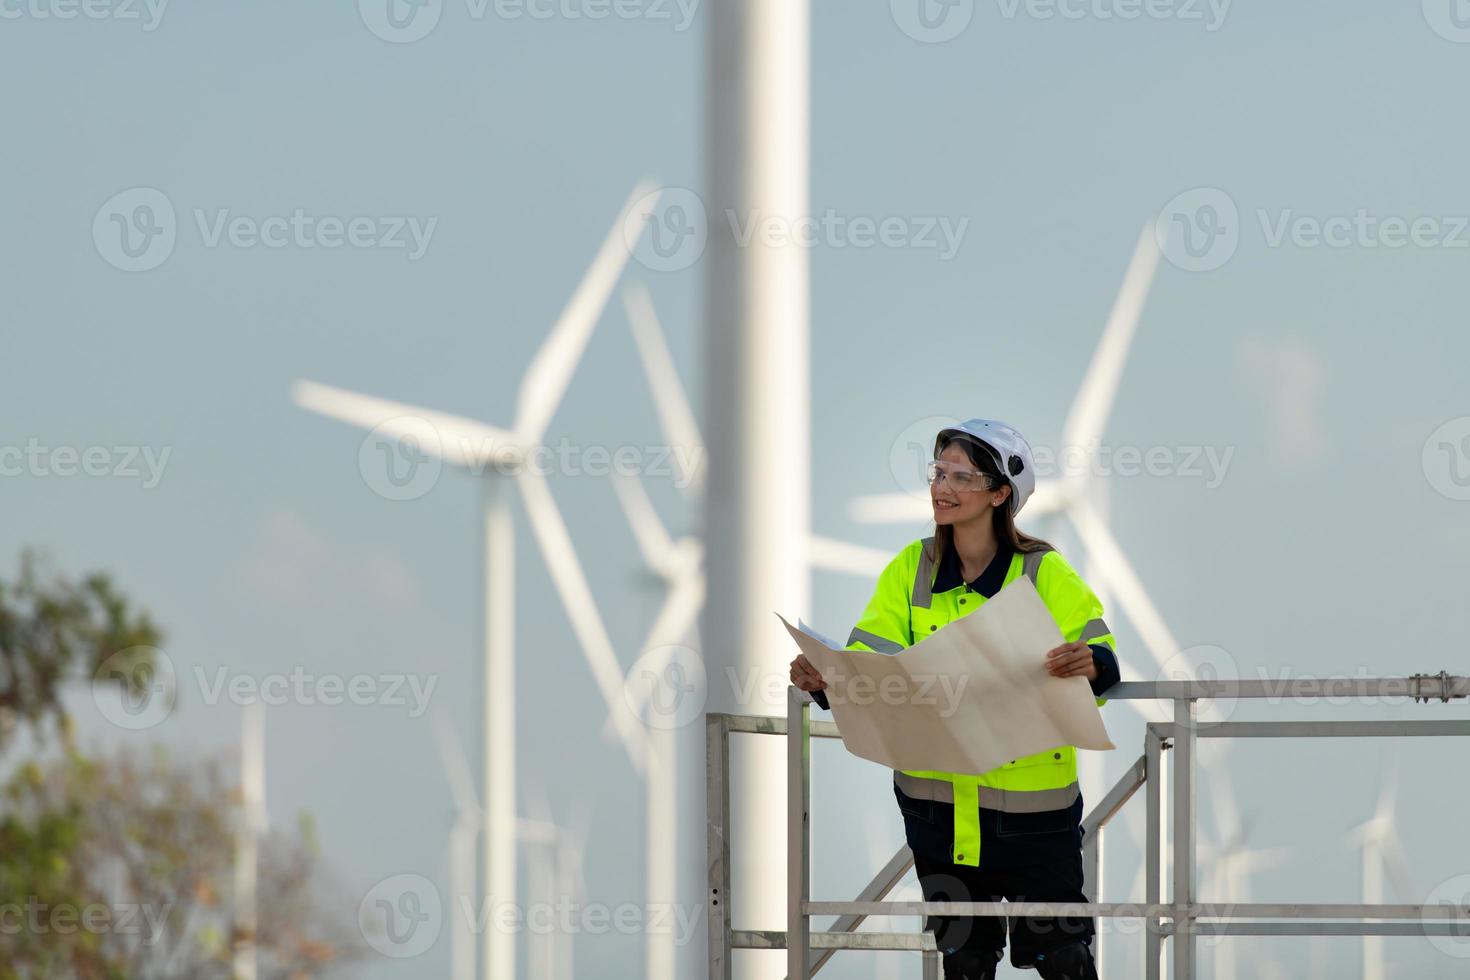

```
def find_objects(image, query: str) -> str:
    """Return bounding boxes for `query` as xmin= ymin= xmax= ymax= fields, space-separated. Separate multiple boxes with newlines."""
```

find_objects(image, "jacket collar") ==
xmin=931 ymin=539 xmax=1014 ymax=598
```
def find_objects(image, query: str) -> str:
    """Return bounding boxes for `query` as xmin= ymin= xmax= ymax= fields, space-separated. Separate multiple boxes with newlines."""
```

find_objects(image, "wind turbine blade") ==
xmin=1213 ymin=766 xmax=1244 ymax=846
xmin=808 ymin=535 xmax=891 ymax=577
xmin=293 ymin=379 xmax=520 ymax=471
xmin=641 ymin=572 xmax=705 ymax=652
xmin=515 ymin=181 xmax=660 ymax=444
xmin=610 ymin=473 xmax=677 ymax=576
xmin=605 ymin=569 xmax=706 ymax=742
xmin=1060 ymin=224 xmax=1160 ymax=467
xmin=515 ymin=468 xmax=649 ymax=771
xmin=847 ymin=492 xmax=932 ymax=525
xmin=431 ymin=707 xmax=481 ymax=819
xmin=1375 ymin=751 xmax=1400 ymax=822
xmin=1065 ymin=498 xmax=1178 ymax=669
xmin=1380 ymin=832 xmax=1416 ymax=902
xmin=622 ymin=282 xmax=705 ymax=492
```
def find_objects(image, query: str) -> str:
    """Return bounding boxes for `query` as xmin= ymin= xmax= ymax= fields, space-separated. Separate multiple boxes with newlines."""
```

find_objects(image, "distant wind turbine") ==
xmin=1347 ymin=752 xmax=1416 ymax=980
xmin=293 ymin=181 xmax=657 ymax=980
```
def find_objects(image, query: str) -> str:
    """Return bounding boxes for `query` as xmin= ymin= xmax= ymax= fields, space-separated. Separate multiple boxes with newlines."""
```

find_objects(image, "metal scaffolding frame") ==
xmin=706 ymin=674 xmax=1470 ymax=979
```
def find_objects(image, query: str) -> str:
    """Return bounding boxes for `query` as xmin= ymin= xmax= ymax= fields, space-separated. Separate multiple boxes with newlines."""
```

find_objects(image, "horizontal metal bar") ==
xmin=1177 ymin=921 xmax=1470 ymax=937
xmin=1149 ymin=720 xmax=1470 ymax=739
xmin=735 ymin=930 xmax=937 ymax=951
xmin=806 ymin=902 xmax=1470 ymax=921
xmin=743 ymin=922 xmax=1470 ymax=946
xmin=708 ymin=712 xmax=841 ymax=739
xmin=1109 ymin=676 xmax=1470 ymax=701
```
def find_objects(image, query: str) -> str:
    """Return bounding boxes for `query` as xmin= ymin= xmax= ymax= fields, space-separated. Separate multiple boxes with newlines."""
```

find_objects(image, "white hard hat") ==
xmin=934 ymin=418 xmax=1036 ymax=516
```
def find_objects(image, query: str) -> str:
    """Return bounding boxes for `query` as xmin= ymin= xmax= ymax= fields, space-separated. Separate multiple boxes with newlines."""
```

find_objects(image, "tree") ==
xmin=0 ymin=747 xmax=366 ymax=979
xmin=0 ymin=554 xmax=366 ymax=978
xmin=0 ymin=551 xmax=162 ymax=749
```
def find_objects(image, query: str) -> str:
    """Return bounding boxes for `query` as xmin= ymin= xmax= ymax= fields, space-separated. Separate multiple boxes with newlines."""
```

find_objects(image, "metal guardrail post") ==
xmin=1144 ymin=726 xmax=1164 ymax=980
xmin=707 ymin=714 xmax=732 ymax=980
xmin=787 ymin=688 xmax=812 ymax=979
xmin=921 ymin=948 xmax=940 ymax=979
xmin=1172 ymin=699 xmax=1197 ymax=979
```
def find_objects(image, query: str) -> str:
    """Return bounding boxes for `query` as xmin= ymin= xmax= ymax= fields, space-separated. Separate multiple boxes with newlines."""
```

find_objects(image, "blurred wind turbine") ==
xmin=1201 ymin=766 xmax=1289 ymax=980
xmin=433 ymin=707 xmax=483 ymax=980
xmin=232 ymin=701 xmax=266 ymax=980
xmin=1347 ymin=752 xmax=1416 ymax=980
xmin=292 ymin=181 xmax=657 ymax=980
xmin=614 ymin=282 xmax=892 ymax=980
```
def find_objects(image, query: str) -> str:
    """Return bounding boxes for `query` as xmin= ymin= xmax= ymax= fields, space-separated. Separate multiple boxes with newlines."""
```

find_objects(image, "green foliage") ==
xmin=0 ymin=551 xmax=164 ymax=748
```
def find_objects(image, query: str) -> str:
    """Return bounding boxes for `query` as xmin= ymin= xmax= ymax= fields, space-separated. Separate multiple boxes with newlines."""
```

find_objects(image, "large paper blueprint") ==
xmin=779 ymin=577 xmax=1114 ymax=775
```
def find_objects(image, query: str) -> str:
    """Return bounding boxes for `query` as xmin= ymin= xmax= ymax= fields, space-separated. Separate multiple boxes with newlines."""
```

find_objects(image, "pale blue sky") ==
xmin=4 ymin=1 xmax=1470 ymax=976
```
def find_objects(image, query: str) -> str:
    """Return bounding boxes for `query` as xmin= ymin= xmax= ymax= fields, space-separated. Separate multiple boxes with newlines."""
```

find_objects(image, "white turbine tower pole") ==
xmin=621 ymin=278 xmax=917 ymax=980
xmin=1348 ymin=753 xmax=1416 ymax=980
xmin=708 ymin=0 xmax=811 ymax=972
xmin=292 ymin=181 xmax=657 ymax=980
xmin=433 ymin=708 xmax=484 ymax=980
xmin=233 ymin=700 xmax=265 ymax=980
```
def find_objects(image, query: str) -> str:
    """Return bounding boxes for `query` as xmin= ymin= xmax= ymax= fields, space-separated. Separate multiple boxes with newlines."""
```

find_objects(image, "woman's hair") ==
xmin=926 ymin=432 xmax=1052 ymax=567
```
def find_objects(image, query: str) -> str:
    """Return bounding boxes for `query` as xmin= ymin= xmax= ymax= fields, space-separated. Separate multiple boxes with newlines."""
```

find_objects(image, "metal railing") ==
xmin=706 ymin=674 xmax=1470 ymax=979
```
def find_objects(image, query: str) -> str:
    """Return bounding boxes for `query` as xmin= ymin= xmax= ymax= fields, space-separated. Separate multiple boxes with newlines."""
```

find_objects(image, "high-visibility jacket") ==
xmin=842 ymin=537 xmax=1118 ymax=868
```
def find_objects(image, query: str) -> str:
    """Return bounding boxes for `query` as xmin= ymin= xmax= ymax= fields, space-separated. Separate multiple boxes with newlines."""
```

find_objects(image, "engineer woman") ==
xmin=788 ymin=418 xmax=1120 ymax=980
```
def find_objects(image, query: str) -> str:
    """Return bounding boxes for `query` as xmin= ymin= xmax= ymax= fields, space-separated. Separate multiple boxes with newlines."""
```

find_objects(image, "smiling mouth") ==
xmin=932 ymin=499 xmax=959 ymax=510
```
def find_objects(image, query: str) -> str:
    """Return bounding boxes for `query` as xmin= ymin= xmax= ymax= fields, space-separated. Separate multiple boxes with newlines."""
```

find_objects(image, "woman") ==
xmin=789 ymin=418 xmax=1119 ymax=980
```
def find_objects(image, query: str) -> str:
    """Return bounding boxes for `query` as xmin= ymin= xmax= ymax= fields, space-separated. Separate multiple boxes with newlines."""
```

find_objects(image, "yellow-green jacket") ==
xmin=840 ymin=537 xmax=1119 ymax=868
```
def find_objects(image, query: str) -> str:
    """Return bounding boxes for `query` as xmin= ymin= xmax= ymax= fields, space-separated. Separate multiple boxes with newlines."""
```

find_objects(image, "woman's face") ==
xmin=931 ymin=441 xmax=1010 ymax=527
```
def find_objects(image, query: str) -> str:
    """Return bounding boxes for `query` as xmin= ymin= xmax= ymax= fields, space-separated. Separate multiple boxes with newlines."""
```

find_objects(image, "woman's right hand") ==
xmin=789 ymin=654 xmax=828 ymax=692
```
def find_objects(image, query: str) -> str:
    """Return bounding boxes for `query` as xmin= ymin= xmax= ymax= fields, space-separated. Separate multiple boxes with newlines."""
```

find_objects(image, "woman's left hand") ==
xmin=1045 ymin=640 xmax=1098 ymax=681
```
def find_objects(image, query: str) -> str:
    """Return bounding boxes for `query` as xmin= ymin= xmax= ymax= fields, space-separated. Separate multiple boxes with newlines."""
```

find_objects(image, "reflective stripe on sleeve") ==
xmin=847 ymin=628 xmax=903 ymax=654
